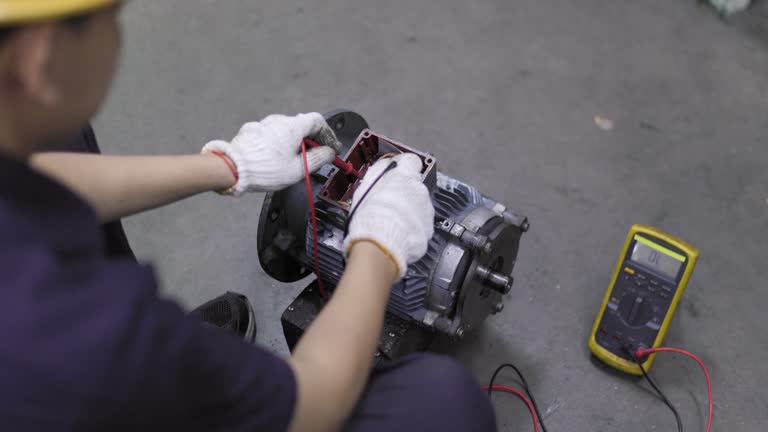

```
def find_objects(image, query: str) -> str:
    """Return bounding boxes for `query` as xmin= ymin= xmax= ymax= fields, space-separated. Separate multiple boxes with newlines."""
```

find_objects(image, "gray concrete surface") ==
xmin=96 ymin=0 xmax=768 ymax=430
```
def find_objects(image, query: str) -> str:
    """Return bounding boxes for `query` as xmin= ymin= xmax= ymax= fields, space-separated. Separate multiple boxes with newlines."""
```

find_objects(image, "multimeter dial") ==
xmin=595 ymin=266 xmax=676 ymax=360
xmin=617 ymin=293 xmax=653 ymax=327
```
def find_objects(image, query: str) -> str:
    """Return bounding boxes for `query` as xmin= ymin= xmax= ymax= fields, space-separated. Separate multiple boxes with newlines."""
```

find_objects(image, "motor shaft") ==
xmin=476 ymin=265 xmax=513 ymax=294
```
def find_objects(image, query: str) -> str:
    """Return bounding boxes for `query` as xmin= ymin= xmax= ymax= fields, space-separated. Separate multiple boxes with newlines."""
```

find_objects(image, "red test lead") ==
xmin=303 ymin=138 xmax=360 ymax=178
xmin=300 ymin=140 xmax=329 ymax=302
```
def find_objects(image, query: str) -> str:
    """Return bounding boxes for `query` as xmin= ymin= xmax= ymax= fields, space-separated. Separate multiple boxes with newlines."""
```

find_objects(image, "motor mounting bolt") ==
xmin=482 ymin=241 xmax=493 ymax=256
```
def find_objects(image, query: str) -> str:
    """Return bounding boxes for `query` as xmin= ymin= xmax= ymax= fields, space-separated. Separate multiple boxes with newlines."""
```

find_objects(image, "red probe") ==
xmin=302 ymin=138 xmax=360 ymax=178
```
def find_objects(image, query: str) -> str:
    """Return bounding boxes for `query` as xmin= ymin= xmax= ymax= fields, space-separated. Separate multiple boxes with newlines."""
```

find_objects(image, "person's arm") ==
xmin=287 ymin=154 xmax=435 ymax=432
xmin=30 ymin=113 xmax=340 ymax=222
xmin=288 ymin=243 xmax=395 ymax=432
xmin=31 ymin=153 xmax=236 ymax=222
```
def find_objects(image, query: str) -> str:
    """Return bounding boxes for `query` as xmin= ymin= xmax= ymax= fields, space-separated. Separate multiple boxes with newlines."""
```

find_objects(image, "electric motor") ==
xmin=257 ymin=111 xmax=528 ymax=337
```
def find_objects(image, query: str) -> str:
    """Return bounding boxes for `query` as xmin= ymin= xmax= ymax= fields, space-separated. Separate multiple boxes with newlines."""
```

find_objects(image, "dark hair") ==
xmin=0 ymin=13 xmax=93 ymax=45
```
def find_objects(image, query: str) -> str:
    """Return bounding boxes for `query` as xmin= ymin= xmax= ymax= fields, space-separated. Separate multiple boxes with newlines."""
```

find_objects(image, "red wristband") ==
xmin=210 ymin=150 xmax=239 ymax=184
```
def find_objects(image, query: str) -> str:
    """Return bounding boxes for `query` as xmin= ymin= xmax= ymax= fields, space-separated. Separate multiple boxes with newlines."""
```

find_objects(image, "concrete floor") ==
xmin=96 ymin=0 xmax=767 ymax=430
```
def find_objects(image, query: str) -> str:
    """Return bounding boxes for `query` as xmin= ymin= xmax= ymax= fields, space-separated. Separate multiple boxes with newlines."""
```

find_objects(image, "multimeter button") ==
xmin=633 ymin=277 xmax=647 ymax=288
xmin=659 ymin=292 xmax=670 ymax=299
xmin=647 ymin=284 xmax=657 ymax=293
xmin=646 ymin=321 xmax=661 ymax=330
xmin=662 ymin=285 xmax=673 ymax=292
xmin=636 ymin=273 xmax=647 ymax=281
xmin=649 ymin=279 xmax=659 ymax=286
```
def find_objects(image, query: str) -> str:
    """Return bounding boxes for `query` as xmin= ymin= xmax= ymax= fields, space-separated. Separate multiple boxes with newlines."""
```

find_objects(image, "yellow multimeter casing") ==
xmin=589 ymin=225 xmax=699 ymax=375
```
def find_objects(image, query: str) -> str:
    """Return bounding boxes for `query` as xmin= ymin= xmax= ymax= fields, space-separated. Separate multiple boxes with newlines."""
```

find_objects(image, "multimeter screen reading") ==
xmin=630 ymin=239 xmax=683 ymax=278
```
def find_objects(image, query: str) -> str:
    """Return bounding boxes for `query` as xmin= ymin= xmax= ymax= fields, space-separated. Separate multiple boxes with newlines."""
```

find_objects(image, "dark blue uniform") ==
xmin=0 ymin=129 xmax=496 ymax=431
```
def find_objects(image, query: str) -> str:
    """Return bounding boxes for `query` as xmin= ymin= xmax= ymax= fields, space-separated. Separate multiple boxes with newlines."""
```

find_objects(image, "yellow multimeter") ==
xmin=589 ymin=225 xmax=699 ymax=375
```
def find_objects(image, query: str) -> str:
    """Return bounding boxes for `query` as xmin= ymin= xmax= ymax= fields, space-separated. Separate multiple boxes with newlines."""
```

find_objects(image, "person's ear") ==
xmin=5 ymin=25 xmax=59 ymax=106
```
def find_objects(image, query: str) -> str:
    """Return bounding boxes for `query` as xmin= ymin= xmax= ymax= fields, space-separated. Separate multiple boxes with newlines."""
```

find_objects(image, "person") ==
xmin=0 ymin=1 xmax=497 ymax=431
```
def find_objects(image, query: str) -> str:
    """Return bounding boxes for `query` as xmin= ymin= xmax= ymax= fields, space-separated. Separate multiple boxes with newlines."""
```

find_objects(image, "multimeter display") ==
xmin=589 ymin=226 xmax=699 ymax=374
xmin=630 ymin=237 xmax=683 ymax=279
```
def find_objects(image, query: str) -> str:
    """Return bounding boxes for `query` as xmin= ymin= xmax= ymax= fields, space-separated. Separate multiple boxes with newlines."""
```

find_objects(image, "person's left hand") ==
xmin=202 ymin=113 xmax=341 ymax=195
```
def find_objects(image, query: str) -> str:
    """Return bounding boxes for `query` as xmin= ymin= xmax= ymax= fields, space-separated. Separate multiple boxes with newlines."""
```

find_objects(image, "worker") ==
xmin=0 ymin=1 xmax=497 ymax=431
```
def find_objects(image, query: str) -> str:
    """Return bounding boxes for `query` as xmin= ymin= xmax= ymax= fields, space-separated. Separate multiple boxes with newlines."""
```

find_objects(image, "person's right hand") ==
xmin=202 ymin=113 xmax=340 ymax=196
xmin=343 ymin=154 xmax=435 ymax=280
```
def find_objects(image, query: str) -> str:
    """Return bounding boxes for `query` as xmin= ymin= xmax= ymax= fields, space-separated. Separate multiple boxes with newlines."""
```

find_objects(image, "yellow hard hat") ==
xmin=0 ymin=0 xmax=118 ymax=26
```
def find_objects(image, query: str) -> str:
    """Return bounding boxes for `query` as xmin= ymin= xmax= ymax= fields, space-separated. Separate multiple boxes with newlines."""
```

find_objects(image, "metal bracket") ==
xmin=436 ymin=219 xmax=492 ymax=255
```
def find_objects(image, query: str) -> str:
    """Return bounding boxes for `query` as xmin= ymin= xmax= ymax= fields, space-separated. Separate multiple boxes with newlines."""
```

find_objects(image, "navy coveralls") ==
xmin=0 ymin=127 xmax=496 ymax=431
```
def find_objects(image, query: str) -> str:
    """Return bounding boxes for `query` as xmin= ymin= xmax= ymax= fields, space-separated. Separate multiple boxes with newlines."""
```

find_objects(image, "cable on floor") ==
xmin=487 ymin=363 xmax=548 ymax=432
xmin=628 ymin=349 xmax=684 ymax=432
xmin=635 ymin=347 xmax=713 ymax=432
xmin=482 ymin=384 xmax=540 ymax=432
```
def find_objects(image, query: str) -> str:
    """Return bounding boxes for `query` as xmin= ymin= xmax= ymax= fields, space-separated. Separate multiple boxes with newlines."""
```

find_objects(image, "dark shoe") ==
xmin=191 ymin=292 xmax=256 ymax=342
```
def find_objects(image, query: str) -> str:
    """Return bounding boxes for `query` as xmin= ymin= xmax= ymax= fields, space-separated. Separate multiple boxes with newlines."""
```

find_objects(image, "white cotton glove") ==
xmin=202 ymin=113 xmax=341 ymax=195
xmin=343 ymin=154 xmax=435 ymax=280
